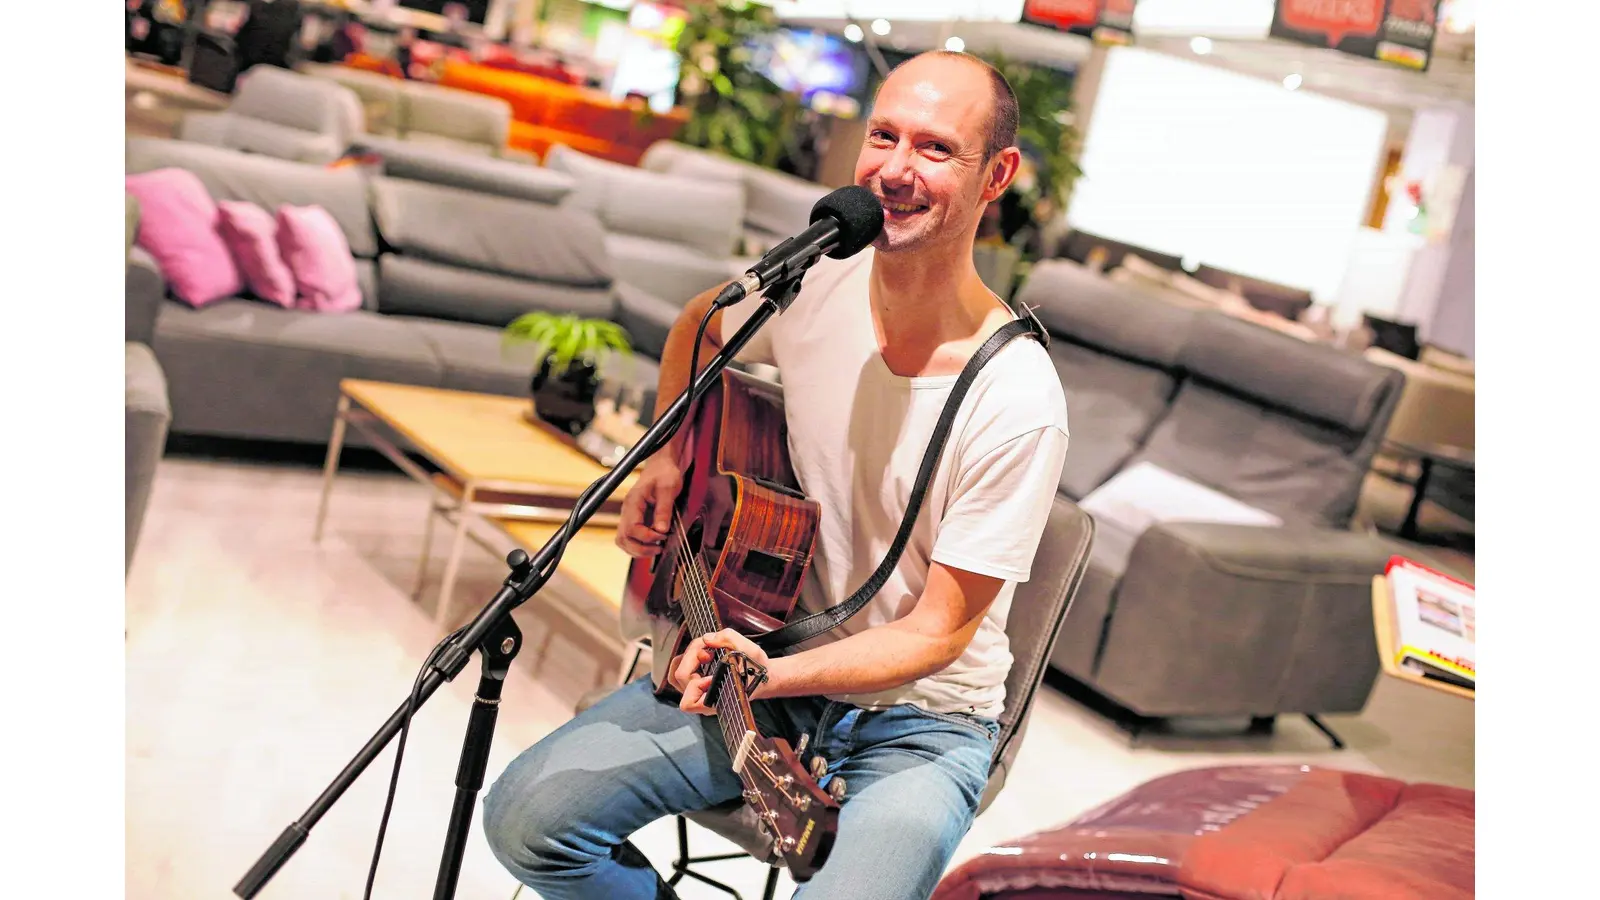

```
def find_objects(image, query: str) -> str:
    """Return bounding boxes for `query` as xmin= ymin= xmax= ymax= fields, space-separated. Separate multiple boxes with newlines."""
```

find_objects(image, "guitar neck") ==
xmin=687 ymin=598 xmax=764 ymax=766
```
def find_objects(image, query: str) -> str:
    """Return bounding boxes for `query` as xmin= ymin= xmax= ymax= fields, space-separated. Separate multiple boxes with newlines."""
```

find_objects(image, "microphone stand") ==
xmin=233 ymin=271 xmax=810 ymax=900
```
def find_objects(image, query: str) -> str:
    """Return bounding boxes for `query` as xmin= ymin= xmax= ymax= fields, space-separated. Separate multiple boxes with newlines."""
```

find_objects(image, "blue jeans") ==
xmin=482 ymin=676 xmax=998 ymax=900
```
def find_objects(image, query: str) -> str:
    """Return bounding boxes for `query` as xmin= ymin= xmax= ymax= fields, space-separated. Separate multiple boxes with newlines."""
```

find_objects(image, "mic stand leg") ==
xmin=432 ymin=556 xmax=529 ymax=900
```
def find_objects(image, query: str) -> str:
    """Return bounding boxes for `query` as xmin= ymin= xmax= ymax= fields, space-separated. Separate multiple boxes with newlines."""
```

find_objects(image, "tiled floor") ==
xmin=126 ymin=452 xmax=1473 ymax=899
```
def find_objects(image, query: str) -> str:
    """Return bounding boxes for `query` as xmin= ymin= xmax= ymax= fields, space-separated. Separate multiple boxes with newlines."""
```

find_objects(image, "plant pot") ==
xmin=530 ymin=356 xmax=600 ymax=437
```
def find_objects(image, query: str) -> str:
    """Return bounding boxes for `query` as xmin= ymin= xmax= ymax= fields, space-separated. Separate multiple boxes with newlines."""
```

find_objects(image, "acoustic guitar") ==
xmin=620 ymin=369 xmax=840 ymax=881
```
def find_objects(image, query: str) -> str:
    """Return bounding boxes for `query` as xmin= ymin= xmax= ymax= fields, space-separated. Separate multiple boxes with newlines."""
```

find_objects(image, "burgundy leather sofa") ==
xmin=933 ymin=765 xmax=1473 ymax=900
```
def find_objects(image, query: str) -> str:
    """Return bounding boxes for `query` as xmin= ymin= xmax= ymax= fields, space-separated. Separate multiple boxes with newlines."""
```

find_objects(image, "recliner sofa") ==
xmin=1016 ymin=260 xmax=1406 ymax=731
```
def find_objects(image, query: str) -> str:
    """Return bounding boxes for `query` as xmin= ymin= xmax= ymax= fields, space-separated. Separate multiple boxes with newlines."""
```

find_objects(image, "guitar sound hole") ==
xmin=741 ymin=549 xmax=786 ymax=580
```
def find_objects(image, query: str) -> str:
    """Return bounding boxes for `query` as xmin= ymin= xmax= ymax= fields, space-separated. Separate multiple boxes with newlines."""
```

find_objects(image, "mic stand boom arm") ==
xmin=233 ymin=277 xmax=799 ymax=900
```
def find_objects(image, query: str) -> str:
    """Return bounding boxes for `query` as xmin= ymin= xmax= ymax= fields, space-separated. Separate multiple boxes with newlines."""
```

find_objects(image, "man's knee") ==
xmin=482 ymin=762 xmax=603 ymax=875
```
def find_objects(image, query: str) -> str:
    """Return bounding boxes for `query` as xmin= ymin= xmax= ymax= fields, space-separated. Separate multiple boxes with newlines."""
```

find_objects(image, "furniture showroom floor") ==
xmin=126 ymin=453 xmax=1474 ymax=900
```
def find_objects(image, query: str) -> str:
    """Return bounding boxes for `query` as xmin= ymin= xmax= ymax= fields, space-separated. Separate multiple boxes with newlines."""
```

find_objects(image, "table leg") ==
xmin=414 ymin=496 xmax=441 ymax=601
xmin=435 ymin=485 xmax=474 ymax=630
xmin=1400 ymin=456 xmax=1435 ymax=540
xmin=314 ymin=395 xmax=351 ymax=543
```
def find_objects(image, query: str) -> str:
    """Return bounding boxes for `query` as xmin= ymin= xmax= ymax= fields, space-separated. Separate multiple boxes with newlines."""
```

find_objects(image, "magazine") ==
xmin=1385 ymin=556 xmax=1475 ymax=689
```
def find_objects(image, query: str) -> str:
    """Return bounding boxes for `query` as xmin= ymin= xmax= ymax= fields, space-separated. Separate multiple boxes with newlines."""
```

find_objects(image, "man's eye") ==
xmin=928 ymin=143 xmax=950 ymax=155
xmin=870 ymin=130 xmax=895 ymax=143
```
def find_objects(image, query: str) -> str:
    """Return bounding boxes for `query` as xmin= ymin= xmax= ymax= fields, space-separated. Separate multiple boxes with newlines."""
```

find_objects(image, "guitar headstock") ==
xmin=736 ymin=734 xmax=839 ymax=882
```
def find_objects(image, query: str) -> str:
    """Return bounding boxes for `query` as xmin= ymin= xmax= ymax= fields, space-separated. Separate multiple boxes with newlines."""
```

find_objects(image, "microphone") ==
xmin=714 ymin=184 xmax=885 ymax=309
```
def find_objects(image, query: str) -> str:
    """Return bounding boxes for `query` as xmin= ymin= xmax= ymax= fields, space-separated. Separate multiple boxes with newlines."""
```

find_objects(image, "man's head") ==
xmin=855 ymin=51 xmax=1022 ymax=255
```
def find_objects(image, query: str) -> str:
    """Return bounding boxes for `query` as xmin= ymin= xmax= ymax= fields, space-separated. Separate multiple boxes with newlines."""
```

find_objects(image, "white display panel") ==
xmin=1068 ymin=47 xmax=1388 ymax=301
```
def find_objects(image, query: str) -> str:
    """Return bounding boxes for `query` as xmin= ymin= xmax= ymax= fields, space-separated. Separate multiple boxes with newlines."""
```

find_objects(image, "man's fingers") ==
xmin=652 ymin=480 xmax=678 ymax=533
xmin=679 ymin=675 xmax=715 ymax=716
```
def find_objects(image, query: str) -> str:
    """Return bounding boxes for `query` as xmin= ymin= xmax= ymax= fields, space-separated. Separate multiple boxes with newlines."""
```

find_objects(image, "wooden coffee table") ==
xmin=315 ymin=379 xmax=637 ymax=633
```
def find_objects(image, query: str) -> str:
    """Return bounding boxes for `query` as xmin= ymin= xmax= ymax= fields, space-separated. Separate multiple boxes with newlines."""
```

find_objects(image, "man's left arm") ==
xmin=676 ymin=425 xmax=1068 ymax=712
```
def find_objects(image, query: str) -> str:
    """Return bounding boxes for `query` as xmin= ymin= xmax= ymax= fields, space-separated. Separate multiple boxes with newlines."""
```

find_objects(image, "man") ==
xmin=482 ymin=51 xmax=1070 ymax=900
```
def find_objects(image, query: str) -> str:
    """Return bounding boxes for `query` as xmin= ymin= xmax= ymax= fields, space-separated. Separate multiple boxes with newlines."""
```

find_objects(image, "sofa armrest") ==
xmin=127 ymin=247 xmax=166 ymax=346
xmin=1091 ymin=523 xmax=1393 ymax=717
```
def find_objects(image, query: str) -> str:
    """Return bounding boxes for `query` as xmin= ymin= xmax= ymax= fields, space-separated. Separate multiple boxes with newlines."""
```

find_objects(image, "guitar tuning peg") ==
xmin=795 ymin=733 xmax=809 ymax=756
xmin=808 ymin=754 xmax=828 ymax=781
xmin=827 ymin=776 xmax=847 ymax=802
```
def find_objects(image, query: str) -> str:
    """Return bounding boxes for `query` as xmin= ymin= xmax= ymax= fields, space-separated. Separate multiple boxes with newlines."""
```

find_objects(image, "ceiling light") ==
xmin=871 ymin=18 xmax=891 ymax=36
xmin=1283 ymin=73 xmax=1302 ymax=90
xmin=945 ymin=35 xmax=965 ymax=52
xmin=1190 ymin=36 xmax=1213 ymax=55
xmin=844 ymin=23 xmax=863 ymax=42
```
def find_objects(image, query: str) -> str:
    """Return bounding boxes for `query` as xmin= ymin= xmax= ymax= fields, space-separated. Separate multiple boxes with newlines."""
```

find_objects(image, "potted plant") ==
xmin=672 ymin=0 xmax=797 ymax=168
xmin=502 ymin=311 xmax=632 ymax=437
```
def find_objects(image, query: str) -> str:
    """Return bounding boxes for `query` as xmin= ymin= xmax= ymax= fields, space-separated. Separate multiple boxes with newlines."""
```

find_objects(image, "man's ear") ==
xmin=982 ymin=146 xmax=1023 ymax=203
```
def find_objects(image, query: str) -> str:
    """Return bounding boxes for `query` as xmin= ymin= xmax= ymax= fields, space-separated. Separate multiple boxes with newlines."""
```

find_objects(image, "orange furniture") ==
xmin=437 ymin=60 xmax=686 ymax=165
xmin=336 ymin=56 xmax=687 ymax=165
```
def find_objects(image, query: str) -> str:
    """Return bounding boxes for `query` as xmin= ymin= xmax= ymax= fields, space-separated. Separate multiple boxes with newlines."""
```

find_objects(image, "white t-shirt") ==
xmin=719 ymin=250 xmax=1070 ymax=719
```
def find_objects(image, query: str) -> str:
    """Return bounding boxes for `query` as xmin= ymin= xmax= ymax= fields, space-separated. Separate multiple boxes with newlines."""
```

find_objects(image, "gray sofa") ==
xmin=544 ymin=144 xmax=749 ymax=308
xmin=126 ymin=196 xmax=171 ymax=573
xmin=126 ymin=137 xmax=664 ymax=447
xmin=1016 ymin=260 xmax=1406 ymax=734
xmin=179 ymin=65 xmax=362 ymax=165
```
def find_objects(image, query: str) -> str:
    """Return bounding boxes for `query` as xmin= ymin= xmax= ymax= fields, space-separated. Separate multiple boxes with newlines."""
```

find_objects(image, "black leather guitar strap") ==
xmin=755 ymin=312 xmax=1047 ymax=653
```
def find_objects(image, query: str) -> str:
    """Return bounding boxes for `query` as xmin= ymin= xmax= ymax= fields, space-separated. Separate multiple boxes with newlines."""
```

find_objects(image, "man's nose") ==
xmin=878 ymin=142 xmax=914 ymax=186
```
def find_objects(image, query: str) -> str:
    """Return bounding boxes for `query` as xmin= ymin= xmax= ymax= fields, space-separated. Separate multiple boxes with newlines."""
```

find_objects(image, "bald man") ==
xmin=483 ymin=52 xmax=1070 ymax=900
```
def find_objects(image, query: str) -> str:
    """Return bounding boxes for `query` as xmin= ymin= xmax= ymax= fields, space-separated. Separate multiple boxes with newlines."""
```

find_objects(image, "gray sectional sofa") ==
xmin=1017 ymin=260 xmax=1407 ymax=732
xmin=126 ymin=137 xmax=668 ymax=447
xmin=126 ymin=195 xmax=171 ymax=574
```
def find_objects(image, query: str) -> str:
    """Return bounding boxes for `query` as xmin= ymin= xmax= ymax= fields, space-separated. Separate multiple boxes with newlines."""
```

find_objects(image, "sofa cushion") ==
xmin=278 ymin=205 xmax=363 ymax=313
xmin=613 ymin=281 xmax=681 ymax=360
xmin=230 ymin=64 xmax=362 ymax=144
xmin=604 ymin=233 xmax=733 ymax=307
xmin=546 ymin=144 xmax=745 ymax=258
xmin=218 ymin=201 xmax=297 ymax=308
xmin=1275 ymin=783 xmax=1474 ymax=900
xmin=1015 ymin=259 xmax=1197 ymax=368
xmin=1177 ymin=769 xmax=1457 ymax=900
xmin=127 ymin=138 xmax=379 ymax=258
xmin=1048 ymin=340 xmax=1182 ymax=499
xmin=354 ymin=135 xmax=575 ymax=204
xmin=1128 ymin=383 xmax=1373 ymax=528
xmin=1079 ymin=462 xmax=1283 ymax=575
xmin=401 ymin=81 xmax=512 ymax=150
xmin=125 ymin=168 xmax=244 ymax=308
xmin=1181 ymin=312 xmax=1401 ymax=436
xmin=404 ymin=317 xmax=660 ymax=401
xmin=370 ymin=177 xmax=611 ymax=287
xmin=377 ymin=255 xmax=616 ymax=327
xmin=151 ymin=299 xmax=443 ymax=443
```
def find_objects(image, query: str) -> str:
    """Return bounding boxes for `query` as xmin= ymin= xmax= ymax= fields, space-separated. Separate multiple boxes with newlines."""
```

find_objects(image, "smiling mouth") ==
xmin=881 ymin=200 xmax=929 ymax=216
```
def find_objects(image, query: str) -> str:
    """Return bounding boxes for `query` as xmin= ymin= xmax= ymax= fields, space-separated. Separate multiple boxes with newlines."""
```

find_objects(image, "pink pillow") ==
xmin=217 ymin=201 xmax=297 ymax=308
xmin=125 ymin=169 xmax=242 ymax=307
xmin=276 ymin=205 xmax=362 ymax=313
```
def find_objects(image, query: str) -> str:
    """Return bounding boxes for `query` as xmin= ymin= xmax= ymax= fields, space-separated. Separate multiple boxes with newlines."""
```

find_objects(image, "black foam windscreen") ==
xmin=810 ymin=185 xmax=885 ymax=260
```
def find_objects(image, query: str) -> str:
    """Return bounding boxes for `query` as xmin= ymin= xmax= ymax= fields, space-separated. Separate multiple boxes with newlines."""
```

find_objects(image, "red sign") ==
xmin=1021 ymin=0 xmax=1139 ymax=44
xmin=1021 ymin=0 xmax=1101 ymax=33
xmin=1277 ymin=0 xmax=1385 ymax=47
xmin=1271 ymin=0 xmax=1443 ymax=71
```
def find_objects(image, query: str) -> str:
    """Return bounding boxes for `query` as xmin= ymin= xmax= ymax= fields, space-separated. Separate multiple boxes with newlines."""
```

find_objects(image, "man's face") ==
xmin=854 ymin=57 xmax=1014 ymax=255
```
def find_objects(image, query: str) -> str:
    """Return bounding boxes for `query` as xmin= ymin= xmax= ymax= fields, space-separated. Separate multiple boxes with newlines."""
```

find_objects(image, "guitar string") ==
xmin=668 ymin=519 xmax=807 ymax=811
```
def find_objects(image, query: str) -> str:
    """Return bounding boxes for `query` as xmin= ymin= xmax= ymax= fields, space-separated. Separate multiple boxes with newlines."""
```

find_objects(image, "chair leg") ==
xmin=667 ymin=814 xmax=759 ymax=900
xmin=762 ymin=865 xmax=780 ymax=900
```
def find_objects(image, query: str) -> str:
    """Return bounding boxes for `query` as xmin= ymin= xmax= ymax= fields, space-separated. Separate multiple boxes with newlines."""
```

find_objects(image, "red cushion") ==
xmin=1275 ymin=784 xmax=1474 ymax=900
xmin=1178 ymin=771 xmax=1405 ymax=900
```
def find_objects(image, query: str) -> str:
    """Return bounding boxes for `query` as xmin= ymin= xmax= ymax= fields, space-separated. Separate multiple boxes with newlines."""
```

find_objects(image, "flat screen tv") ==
xmin=747 ymin=27 xmax=871 ymax=118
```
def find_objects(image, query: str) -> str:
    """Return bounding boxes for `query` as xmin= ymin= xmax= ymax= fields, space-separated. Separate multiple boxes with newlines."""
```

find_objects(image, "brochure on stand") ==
xmin=1385 ymin=556 xmax=1476 ymax=689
